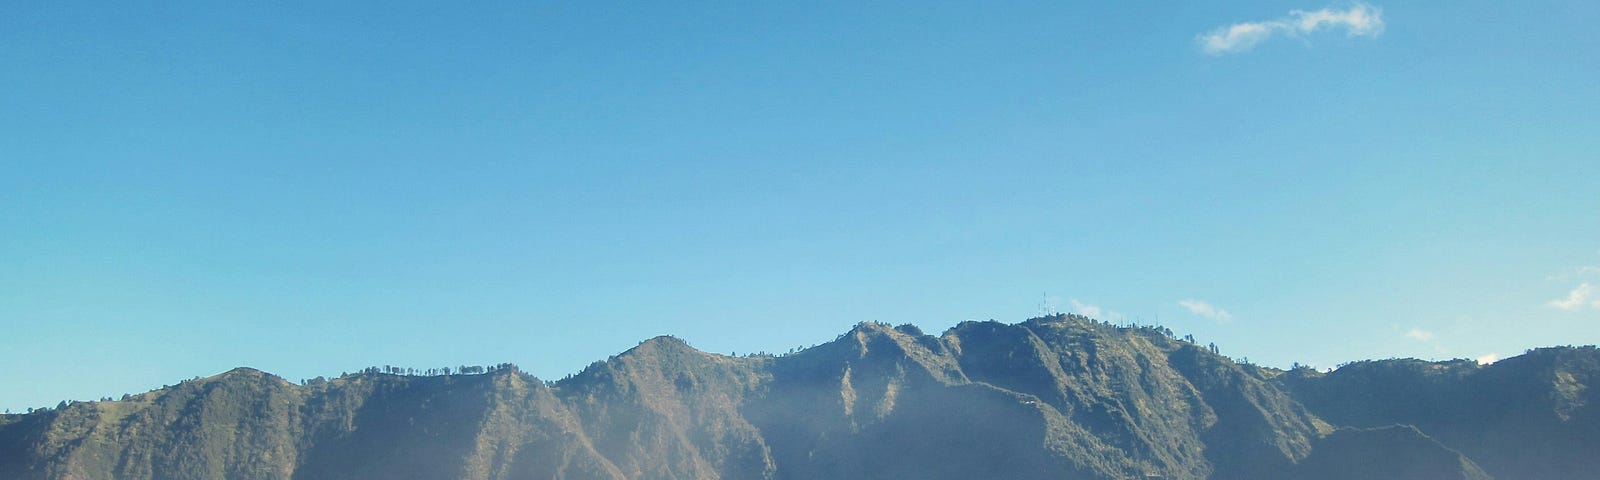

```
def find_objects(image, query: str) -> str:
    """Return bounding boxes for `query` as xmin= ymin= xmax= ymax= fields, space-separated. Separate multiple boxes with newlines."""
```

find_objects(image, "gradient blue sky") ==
xmin=3 ymin=1 xmax=1597 ymax=412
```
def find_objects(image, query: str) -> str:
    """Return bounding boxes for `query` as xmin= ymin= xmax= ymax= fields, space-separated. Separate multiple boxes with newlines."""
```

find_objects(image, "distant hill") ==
xmin=1278 ymin=345 xmax=1600 ymax=480
xmin=1 ymin=315 xmax=1593 ymax=479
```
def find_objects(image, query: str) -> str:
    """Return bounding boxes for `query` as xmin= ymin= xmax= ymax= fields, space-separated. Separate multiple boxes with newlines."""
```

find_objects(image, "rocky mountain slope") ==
xmin=1 ymin=315 xmax=1591 ymax=479
xmin=1279 ymin=345 xmax=1600 ymax=480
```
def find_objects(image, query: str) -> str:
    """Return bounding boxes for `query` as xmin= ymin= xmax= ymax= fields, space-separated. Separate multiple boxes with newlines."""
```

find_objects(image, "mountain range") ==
xmin=2 ymin=315 xmax=1594 ymax=479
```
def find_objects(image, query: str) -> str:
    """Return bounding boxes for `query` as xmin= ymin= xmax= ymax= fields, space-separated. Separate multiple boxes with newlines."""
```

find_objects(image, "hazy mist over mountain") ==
xmin=3 ymin=316 xmax=1594 ymax=479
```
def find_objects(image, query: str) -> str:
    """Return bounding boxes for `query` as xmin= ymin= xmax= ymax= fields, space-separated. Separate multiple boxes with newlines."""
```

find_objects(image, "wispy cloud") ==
xmin=1070 ymin=299 xmax=1103 ymax=318
xmin=1199 ymin=3 xmax=1385 ymax=55
xmin=1476 ymin=353 xmax=1500 ymax=365
xmin=1546 ymin=265 xmax=1600 ymax=280
xmin=1403 ymin=327 xmax=1435 ymax=342
xmin=1548 ymin=282 xmax=1600 ymax=311
xmin=1178 ymin=299 xmax=1233 ymax=323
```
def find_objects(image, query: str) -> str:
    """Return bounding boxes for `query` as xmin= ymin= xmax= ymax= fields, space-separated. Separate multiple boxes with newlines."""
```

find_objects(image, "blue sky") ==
xmin=3 ymin=1 xmax=1597 ymax=411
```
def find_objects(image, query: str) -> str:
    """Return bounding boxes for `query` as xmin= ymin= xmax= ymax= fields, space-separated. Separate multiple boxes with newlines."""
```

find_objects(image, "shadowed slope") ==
xmin=1290 ymin=425 xmax=1491 ymax=480
xmin=1280 ymin=346 xmax=1600 ymax=480
xmin=0 ymin=316 xmax=1592 ymax=479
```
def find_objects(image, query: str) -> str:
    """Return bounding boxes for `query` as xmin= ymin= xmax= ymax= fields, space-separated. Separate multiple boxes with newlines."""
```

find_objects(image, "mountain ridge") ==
xmin=2 ymin=315 xmax=1594 ymax=479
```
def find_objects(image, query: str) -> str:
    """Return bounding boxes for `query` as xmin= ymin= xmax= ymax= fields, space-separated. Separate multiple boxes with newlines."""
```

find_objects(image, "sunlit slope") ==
xmin=3 ymin=315 xmax=1574 ymax=479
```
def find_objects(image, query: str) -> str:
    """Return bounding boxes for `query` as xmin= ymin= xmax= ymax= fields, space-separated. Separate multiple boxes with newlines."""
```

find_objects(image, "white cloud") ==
xmin=1292 ymin=4 xmax=1385 ymax=36
xmin=1403 ymin=327 xmax=1435 ymax=342
xmin=1069 ymin=299 xmax=1102 ymax=318
xmin=1178 ymin=299 xmax=1233 ymax=323
xmin=1548 ymin=282 xmax=1599 ymax=311
xmin=1199 ymin=3 xmax=1385 ymax=55
xmin=1200 ymin=23 xmax=1276 ymax=55
xmin=1546 ymin=265 xmax=1600 ymax=280
xmin=1476 ymin=353 xmax=1500 ymax=365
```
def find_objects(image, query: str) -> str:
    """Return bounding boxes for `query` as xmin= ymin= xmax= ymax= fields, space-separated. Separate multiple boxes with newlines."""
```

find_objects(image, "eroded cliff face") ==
xmin=5 ymin=315 xmax=1582 ymax=480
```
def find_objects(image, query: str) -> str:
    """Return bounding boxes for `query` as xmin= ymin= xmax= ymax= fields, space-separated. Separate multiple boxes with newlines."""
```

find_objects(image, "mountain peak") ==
xmin=1 ymin=321 xmax=1594 ymax=480
xmin=639 ymin=334 xmax=692 ymax=348
xmin=202 ymin=366 xmax=290 ymax=386
xmin=620 ymin=335 xmax=700 ymax=358
xmin=219 ymin=366 xmax=268 ymax=377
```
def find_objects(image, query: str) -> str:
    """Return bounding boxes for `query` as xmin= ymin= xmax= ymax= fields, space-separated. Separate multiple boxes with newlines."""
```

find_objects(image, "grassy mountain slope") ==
xmin=1279 ymin=346 xmax=1600 ymax=480
xmin=1 ymin=315 xmax=1585 ymax=479
xmin=1289 ymin=425 xmax=1492 ymax=480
